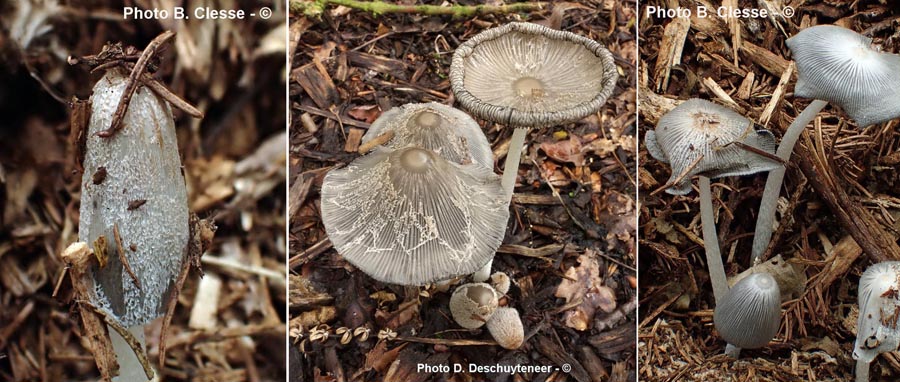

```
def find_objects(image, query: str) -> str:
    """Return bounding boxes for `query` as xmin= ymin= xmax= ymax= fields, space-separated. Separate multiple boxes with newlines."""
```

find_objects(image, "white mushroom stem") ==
xmin=724 ymin=343 xmax=742 ymax=358
xmin=857 ymin=359 xmax=870 ymax=382
xmin=110 ymin=324 xmax=150 ymax=382
xmin=750 ymin=100 xmax=828 ymax=263
xmin=501 ymin=127 xmax=528 ymax=203
xmin=699 ymin=176 xmax=728 ymax=303
xmin=472 ymin=259 xmax=492 ymax=283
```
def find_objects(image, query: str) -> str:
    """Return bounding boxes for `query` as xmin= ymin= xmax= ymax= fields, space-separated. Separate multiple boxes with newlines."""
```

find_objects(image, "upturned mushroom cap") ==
xmin=645 ymin=99 xmax=782 ymax=195
xmin=362 ymin=103 xmax=494 ymax=169
xmin=486 ymin=307 xmax=524 ymax=349
xmin=854 ymin=261 xmax=900 ymax=364
xmin=320 ymin=147 xmax=508 ymax=285
xmin=450 ymin=22 xmax=618 ymax=127
xmin=714 ymin=272 xmax=782 ymax=349
xmin=787 ymin=25 xmax=900 ymax=127
xmin=450 ymin=282 xmax=501 ymax=329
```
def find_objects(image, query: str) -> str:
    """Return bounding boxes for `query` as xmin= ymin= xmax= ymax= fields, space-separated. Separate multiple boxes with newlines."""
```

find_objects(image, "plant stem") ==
xmin=750 ymin=100 xmax=828 ymax=264
xmin=292 ymin=0 xmax=546 ymax=17
xmin=473 ymin=259 xmax=492 ymax=282
xmin=110 ymin=325 xmax=149 ymax=382
xmin=501 ymin=128 xmax=528 ymax=203
xmin=700 ymin=176 xmax=728 ymax=303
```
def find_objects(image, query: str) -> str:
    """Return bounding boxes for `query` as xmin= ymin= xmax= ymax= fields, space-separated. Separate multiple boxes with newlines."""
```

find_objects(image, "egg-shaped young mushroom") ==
xmin=644 ymin=99 xmax=781 ymax=196
xmin=752 ymin=25 xmax=900 ymax=263
xmin=450 ymin=282 xmax=501 ymax=329
xmin=486 ymin=307 xmax=524 ymax=349
xmin=714 ymin=272 xmax=781 ymax=352
xmin=362 ymin=102 xmax=494 ymax=169
xmin=320 ymin=147 xmax=508 ymax=286
xmin=854 ymin=262 xmax=900 ymax=382
xmin=450 ymin=22 xmax=618 ymax=200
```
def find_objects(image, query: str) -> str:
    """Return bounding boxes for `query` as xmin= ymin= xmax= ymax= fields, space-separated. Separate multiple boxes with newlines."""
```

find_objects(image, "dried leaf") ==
xmin=555 ymin=253 xmax=617 ymax=331
xmin=348 ymin=104 xmax=381 ymax=124
xmin=541 ymin=136 xmax=584 ymax=165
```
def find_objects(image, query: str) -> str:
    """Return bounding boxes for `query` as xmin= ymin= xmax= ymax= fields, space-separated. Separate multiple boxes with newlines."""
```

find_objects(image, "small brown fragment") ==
xmin=113 ymin=223 xmax=141 ymax=289
xmin=68 ymin=98 xmax=91 ymax=175
xmin=127 ymin=199 xmax=147 ymax=211
xmin=129 ymin=243 xmax=137 ymax=252
xmin=92 ymin=235 xmax=109 ymax=268
xmin=92 ymin=166 xmax=107 ymax=185
xmin=357 ymin=130 xmax=394 ymax=154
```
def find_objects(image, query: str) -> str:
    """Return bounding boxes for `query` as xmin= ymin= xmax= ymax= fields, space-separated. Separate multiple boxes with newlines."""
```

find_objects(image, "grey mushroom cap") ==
xmin=854 ymin=261 xmax=900 ymax=363
xmin=362 ymin=103 xmax=494 ymax=169
xmin=714 ymin=272 xmax=782 ymax=349
xmin=450 ymin=282 xmax=501 ymax=329
xmin=320 ymin=146 xmax=508 ymax=286
xmin=645 ymin=99 xmax=782 ymax=195
xmin=450 ymin=22 xmax=618 ymax=128
xmin=787 ymin=25 xmax=900 ymax=127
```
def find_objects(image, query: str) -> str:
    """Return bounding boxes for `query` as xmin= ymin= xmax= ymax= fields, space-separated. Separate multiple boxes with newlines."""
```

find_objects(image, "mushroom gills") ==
xmin=787 ymin=25 xmax=900 ymax=127
xmin=714 ymin=272 xmax=781 ymax=349
xmin=854 ymin=262 xmax=900 ymax=367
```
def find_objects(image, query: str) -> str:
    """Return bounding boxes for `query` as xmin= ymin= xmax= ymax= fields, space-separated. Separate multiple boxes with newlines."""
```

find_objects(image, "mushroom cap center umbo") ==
xmin=689 ymin=112 xmax=722 ymax=133
xmin=411 ymin=110 xmax=442 ymax=129
xmin=513 ymin=77 xmax=545 ymax=99
xmin=467 ymin=284 xmax=496 ymax=306
xmin=398 ymin=147 xmax=433 ymax=173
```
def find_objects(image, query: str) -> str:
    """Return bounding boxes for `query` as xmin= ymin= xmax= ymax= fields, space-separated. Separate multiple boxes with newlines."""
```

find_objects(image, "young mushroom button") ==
xmin=714 ymin=273 xmax=782 ymax=351
xmin=320 ymin=147 xmax=508 ymax=286
xmin=486 ymin=307 xmax=524 ymax=349
xmin=854 ymin=262 xmax=900 ymax=382
xmin=450 ymin=22 xmax=618 ymax=201
xmin=362 ymin=102 xmax=494 ymax=169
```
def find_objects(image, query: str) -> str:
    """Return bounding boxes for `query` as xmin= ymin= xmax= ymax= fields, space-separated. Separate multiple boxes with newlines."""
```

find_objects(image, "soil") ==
xmin=290 ymin=1 xmax=638 ymax=382
xmin=638 ymin=1 xmax=900 ymax=381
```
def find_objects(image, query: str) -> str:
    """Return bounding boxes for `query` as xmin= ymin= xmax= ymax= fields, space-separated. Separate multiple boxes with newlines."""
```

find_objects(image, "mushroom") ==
xmin=490 ymin=271 xmax=511 ymax=295
xmin=450 ymin=22 xmax=619 ymax=201
xmin=751 ymin=25 xmax=900 ymax=263
xmin=320 ymin=146 xmax=508 ymax=285
xmin=362 ymin=102 xmax=494 ymax=169
xmin=714 ymin=272 xmax=781 ymax=358
xmin=854 ymin=262 xmax=900 ymax=381
xmin=450 ymin=282 xmax=500 ymax=329
xmin=645 ymin=99 xmax=781 ymax=303
xmin=81 ymin=69 xmax=190 ymax=381
xmin=486 ymin=307 xmax=524 ymax=349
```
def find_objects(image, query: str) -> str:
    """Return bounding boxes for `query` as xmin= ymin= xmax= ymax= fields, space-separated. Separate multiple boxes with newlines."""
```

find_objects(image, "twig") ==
xmin=650 ymin=154 xmax=703 ymax=196
xmin=112 ymin=223 xmax=141 ymax=290
xmin=97 ymin=30 xmax=175 ymax=138
xmin=140 ymin=73 xmax=204 ymax=118
xmin=159 ymin=213 xmax=216 ymax=370
xmin=292 ymin=0 xmax=547 ymax=17
xmin=80 ymin=301 xmax=155 ymax=380
xmin=59 ymin=242 xmax=118 ymax=381
xmin=357 ymin=130 xmax=394 ymax=154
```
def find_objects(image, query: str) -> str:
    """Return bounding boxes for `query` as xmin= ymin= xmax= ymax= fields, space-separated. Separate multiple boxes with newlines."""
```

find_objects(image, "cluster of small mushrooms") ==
xmin=647 ymin=24 xmax=900 ymax=378
xmin=321 ymin=22 xmax=617 ymax=349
